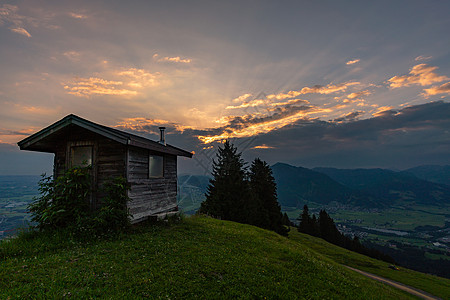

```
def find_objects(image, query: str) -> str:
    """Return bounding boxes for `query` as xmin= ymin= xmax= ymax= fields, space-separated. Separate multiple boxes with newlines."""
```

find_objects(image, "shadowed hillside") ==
xmin=272 ymin=163 xmax=380 ymax=208
xmin=313 ymin=167 xmax=450 ymax=206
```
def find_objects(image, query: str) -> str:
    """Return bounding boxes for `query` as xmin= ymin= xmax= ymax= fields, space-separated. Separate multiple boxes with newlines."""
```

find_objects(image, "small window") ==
xmin=71 ymin=146 xmax=93 ymax=167
xmin=149 ymin=155 xmax=164 ymax=178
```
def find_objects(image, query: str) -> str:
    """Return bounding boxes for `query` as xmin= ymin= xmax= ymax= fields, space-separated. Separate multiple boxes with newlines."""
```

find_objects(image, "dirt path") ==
xmin=344 ymin=266 xmax=441 ymax=300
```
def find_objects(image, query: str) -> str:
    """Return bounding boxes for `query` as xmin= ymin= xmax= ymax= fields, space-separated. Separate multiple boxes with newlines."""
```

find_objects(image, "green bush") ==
xmin=28 ymin=166 xmax=131 ymax=237
xmin=94 ymin=176 xmax=131 ymax=234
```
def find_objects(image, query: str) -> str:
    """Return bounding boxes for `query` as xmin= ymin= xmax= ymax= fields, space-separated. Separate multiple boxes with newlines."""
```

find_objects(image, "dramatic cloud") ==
xmin=423 ymin=82 xmax=450 ymax=96
xmin=239 ymin=101 xmax=450 ymax=169
xmin=1 ymin=1 xmax=450 ymax=175
xmin=117 ymin=101 xmax=450 ymax=173
xmin=346 ymin=59 xmax=360 ymax=65
xmin=388 ymin=64 xmax=449 ymax=88
xmin=196 ymin=105 xmax=331 ymax=144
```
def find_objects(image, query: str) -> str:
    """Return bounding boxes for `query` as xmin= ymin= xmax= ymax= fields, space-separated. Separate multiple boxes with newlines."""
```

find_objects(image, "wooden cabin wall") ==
xmin=51 ymin=128 xmax=126 ymax=209
xmin=127 ymin=146 xmax=178 ymax=222
xmin=94 ymin=138 xmax=126 ymax=208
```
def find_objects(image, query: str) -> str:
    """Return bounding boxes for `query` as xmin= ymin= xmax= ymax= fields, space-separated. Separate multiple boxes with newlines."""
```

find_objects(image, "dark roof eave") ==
xmin=128 ymin=138 xmax=192 ymax=157
xmin=17 ymin=114 xmax=193 ymax=158
xmin=18 ymin=114 xmax=129 ymax=150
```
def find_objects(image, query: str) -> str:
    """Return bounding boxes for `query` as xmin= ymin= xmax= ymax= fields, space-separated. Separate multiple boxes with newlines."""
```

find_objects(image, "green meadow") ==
xmin=0 ymin=216 xmax=424 ymax=299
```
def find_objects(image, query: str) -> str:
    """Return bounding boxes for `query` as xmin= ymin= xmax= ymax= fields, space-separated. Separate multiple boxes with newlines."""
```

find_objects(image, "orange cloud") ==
xmin=197 ymin=106 xmax=332 ymax=144
xmin=388 ymin=64 xmax=449 ymax=88
xmin=10 ymin=27 xmax=31 ymax=37
xmin=372 ymin=106 xmax=394 ymax=117
xmin=226 ymin=99 xmax=267 ymax=109
xmin=64 ymin=77 xmax=137 ymax=97
xmin=117 ymin=68 xmax=160 ymax=88
xmin=346 ymin=59 xmax=360 ymax=65
xmin=232 ymin=93 xmax=252 ymax=103
xmin=267 ymin=82 xmax=360 ymax=100
xmin=0 ymin=127 xmax=40 ymax=144
xmin=423 ymin=82 xmax=450 ymax=96
xmin=252 ymin=144 xmax=275 ymax=149
xmin=347 ymin=90 xmax=371 ymax=99
xmin=64 ymin=68 xmax=160 ymax=97
xmin=153 ymin=53 xmax=191 ymax=63
xmin=270 ymin=99 xmax=310 ymax=107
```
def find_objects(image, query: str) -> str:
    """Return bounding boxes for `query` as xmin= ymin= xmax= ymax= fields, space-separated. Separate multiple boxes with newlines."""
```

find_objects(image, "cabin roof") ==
xmin=17 ymin=114 xmax=193 ymax=158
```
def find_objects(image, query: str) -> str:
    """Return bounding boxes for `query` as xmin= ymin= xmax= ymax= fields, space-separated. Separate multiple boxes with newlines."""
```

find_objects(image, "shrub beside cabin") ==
xmin=18 ymin=114 xmax=192 ymax=223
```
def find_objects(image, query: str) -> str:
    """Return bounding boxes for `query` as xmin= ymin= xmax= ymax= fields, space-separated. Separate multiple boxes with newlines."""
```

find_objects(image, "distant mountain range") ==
xmin=273 ymin=163 xmax=450 ymax=208
xmin=402 ymin=165 xmax=450 ymax=186
xmin=271 ymin=163 xmax=379 ymax=208
xmin=177 ymin=164 xmax=450 ymax=211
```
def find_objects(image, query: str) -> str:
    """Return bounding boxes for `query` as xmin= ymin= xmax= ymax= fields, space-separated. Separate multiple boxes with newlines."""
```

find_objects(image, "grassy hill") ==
xmin=289 ymin=230 xmax=450 ymax=299
xmin=1 ymin=216 xmax=448 ymax=299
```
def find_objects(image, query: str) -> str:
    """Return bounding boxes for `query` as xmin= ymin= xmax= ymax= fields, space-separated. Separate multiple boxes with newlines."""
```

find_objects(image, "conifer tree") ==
xmin=318 ymin=209 xmax=341 ymax=244
xmin=199 ymin=141 xmax=250 ymax=222
xmin=298 ymin=205 xmax=312 ymax=233
xmin=249 ymin=158 xmax=287 ymax=235
xmin=282 ymin=212 xmax=292 ymax=227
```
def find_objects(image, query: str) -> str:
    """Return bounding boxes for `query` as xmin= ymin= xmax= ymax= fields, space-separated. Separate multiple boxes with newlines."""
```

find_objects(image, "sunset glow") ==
xmin=1 ymin=1 xmax=449 ymax=174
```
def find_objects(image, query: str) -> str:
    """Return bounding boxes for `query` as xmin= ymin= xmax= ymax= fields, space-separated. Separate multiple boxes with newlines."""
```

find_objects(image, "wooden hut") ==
xmin=18 ymin=114 xmax=192 ymax=223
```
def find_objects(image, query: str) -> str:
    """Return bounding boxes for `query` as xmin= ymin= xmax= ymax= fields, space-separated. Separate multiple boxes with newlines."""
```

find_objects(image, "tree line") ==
xmin=199 ymin=141 xmax=394 ymax=264
xmin=199 ymin=141 xmax=289 ymax=236
xmin=298 ymin=205 xmax=394 ymax=263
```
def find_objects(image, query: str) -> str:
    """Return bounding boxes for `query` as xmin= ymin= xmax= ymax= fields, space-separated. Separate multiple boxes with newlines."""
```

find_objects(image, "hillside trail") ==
xmin=344 ymin=266 xmax=441 ymax=300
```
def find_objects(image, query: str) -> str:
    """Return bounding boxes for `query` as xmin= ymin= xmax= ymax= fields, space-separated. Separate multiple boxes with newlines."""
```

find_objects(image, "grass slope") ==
xmin=289 ymin=230 xmax=450 ymax=299
xmin=1 ymin=216 xmax=419 ymax=299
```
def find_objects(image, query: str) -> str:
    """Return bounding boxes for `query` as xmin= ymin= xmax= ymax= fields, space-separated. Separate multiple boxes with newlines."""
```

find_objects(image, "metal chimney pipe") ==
xmin=159 ymin=127 xmax=166 ymax=145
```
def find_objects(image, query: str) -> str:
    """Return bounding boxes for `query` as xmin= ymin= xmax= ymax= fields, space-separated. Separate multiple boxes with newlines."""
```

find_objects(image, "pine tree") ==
xmin=199 ymin=141 xmax=250 ymax=223
xmin=298 ymin=205 xmax=312 ymax=233
xmin=318 ymin=209 xmax=340 ymax=244
xmin=249 ymin=158 xmax=287 ymax=236
xmin=282 ymin=212 xmax=292 ymax=226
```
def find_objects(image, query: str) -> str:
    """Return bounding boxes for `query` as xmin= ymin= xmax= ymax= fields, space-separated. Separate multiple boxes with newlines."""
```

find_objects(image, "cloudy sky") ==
xmin=1 ymin=0 xmax=449 ymax=175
